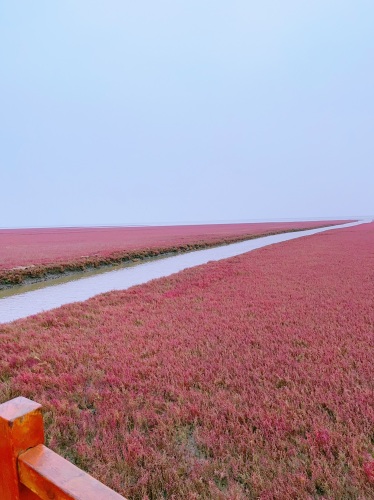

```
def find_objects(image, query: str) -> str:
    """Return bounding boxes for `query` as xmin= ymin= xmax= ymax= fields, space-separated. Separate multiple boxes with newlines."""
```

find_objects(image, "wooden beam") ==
xmin=18 ymin=444 xmax=126 ymax=500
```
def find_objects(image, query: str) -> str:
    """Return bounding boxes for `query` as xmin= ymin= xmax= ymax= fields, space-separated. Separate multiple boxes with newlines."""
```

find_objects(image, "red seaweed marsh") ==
xmin=0 ymin=221 xmax=348 ymax=288
xmin=1 ymin=221 xmax=373 ymax=498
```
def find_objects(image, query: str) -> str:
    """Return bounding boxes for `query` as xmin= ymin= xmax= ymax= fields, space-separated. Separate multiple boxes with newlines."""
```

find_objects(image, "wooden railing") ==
xmin=0 ymin=397 xmax=126 ymax=499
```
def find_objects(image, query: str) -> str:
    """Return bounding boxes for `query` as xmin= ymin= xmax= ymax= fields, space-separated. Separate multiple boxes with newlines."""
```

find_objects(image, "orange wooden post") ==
xmin=0 ymin=396 xmax=44 ymax=500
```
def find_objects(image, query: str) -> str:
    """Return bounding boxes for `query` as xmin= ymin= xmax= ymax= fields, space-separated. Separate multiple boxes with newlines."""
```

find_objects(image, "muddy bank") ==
xmin=0 ymin=251 xmax=176 ymax=296
xmin=0 ymin=224 xmax=348 ymax=291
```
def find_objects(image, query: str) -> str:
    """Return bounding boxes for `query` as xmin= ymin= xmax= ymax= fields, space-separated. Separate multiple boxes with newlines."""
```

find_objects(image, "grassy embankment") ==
xmin=1 ymin=222 xmax=373 ymax=498
xmin=0 ymin=221 xmax=350 ymax=288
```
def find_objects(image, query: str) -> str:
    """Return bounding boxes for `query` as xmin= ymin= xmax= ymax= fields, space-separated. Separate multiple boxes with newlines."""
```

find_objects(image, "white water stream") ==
xmin=0 ymin=220 xmax=368 ymax=324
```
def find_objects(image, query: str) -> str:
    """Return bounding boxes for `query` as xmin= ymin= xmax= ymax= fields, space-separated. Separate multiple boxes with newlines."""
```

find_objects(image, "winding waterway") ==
xmin=0 ymin=220 xmax=368 ymax=324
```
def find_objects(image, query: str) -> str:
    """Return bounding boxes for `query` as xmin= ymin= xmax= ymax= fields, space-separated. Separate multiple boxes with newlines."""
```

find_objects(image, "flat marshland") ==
xmin=0 ymin=221 xmax=347 ymax=288
xmin=1 ymin=222 xmax=373 ymax=498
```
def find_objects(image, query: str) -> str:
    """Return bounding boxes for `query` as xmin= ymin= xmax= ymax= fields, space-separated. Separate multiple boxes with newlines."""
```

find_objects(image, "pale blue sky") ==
xmin=1 ymin=1 xmax=373 ymax=227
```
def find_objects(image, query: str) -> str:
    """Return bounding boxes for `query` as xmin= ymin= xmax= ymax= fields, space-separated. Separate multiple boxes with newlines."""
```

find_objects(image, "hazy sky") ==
xmin=1 ymin=1 xmax=373 ymax=227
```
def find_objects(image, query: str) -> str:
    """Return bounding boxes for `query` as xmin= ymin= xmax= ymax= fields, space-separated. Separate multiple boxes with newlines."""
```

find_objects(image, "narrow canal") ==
xmin=0 ymin=220 xmax=368 ymax=324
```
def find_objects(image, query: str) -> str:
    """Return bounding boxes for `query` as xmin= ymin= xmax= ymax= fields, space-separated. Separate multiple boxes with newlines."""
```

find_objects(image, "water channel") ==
xmin=0 ymin=220 xmax=368 ymax=324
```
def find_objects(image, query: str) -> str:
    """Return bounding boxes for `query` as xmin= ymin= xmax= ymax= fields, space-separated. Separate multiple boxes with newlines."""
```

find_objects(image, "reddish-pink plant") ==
xmin=364 ymin=458 xmax=374 ymax=483
xmin=0 ymin=221 xmax=373 ymax=498
xmin=314 ymin=429 xmax=330 ymax=447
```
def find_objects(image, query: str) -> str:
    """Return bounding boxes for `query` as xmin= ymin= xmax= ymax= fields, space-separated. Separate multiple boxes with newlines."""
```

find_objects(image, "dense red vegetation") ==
xmin=1 ymin=222 xmax=373 ymax=498
xmin=0 ymin=221 xmax=348 ymax=286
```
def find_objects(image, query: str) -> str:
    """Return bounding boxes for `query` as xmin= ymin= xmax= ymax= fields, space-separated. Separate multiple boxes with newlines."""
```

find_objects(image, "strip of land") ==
xmin=0 ymin=221 xmax=350 ymax=288
xmin=1 ymin=222 xmax=373 ymax=498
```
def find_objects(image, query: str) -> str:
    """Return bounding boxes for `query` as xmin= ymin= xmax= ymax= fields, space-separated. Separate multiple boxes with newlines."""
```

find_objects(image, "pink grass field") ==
xmin=1 ymin=222 xmax=373 ymax=498
xmin=0 ymin=221 xmax=347 ymax=274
